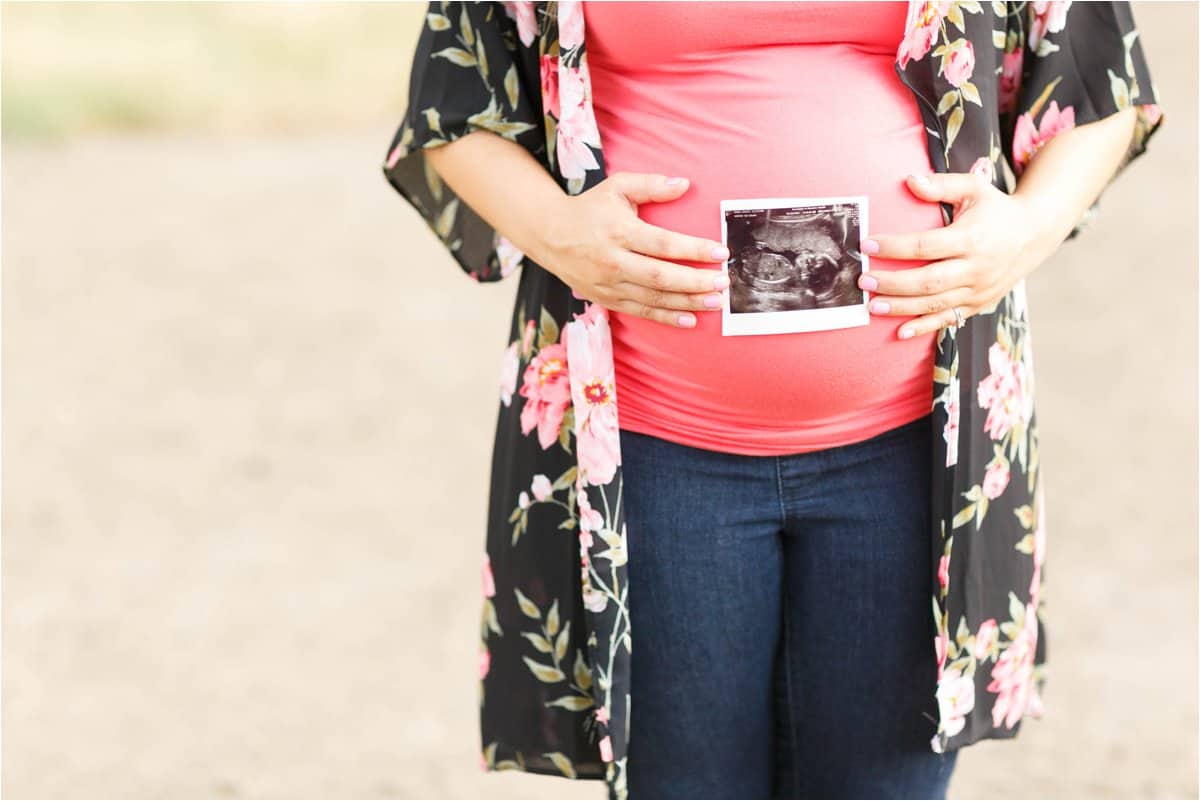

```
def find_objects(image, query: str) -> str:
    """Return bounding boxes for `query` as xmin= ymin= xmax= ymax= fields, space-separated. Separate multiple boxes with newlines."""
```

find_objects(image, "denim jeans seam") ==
xmin=773 ymin=455 xmax=788 ymax=531
xmin=780 ymin=587 xmax=800 ymax=797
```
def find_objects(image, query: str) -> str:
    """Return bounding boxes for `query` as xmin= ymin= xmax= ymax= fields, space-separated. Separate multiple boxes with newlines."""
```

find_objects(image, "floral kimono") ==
xmin=381 ymin=2 xmax=1165 ymax=797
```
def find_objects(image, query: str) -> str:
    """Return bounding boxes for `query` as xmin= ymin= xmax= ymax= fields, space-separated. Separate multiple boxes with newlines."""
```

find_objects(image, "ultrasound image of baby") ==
xmin=726 ymin=204 xmax=864 ymax=314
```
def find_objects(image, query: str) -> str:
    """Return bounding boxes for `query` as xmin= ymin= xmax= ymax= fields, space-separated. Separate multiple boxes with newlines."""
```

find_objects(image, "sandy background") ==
xmin=3 ymin=2 xmax=1197 ymax=798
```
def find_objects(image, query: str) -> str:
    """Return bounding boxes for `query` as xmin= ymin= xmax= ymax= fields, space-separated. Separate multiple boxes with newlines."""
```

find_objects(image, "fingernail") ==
xmin=713 ymin=274 xmax=730 ymax=290
xmin=899 ymin=327 xmax=914 ymax=339
xmin=666 ymin=176 xmax=688 ymax=185
xmin=859 ymin=275 xmax=877 ymax=291
xmin=861 ymin=239 xmax=880 ymax=255
xmin=678 ymin=314 xmax=696 ymax=327
xmin=703 ymin=294 xmax=722 ymax=308
xmin=711 ymin=246 xmax=730 ymax=261
xmin=871 ymin=300 xmax=889 ymax=314
xmin=909 ymin=173 xmax=932 ymax=186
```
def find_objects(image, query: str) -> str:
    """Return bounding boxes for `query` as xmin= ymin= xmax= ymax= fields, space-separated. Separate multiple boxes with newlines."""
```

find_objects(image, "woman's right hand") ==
xmin=538 ymin=171 xmax=731 ymax=329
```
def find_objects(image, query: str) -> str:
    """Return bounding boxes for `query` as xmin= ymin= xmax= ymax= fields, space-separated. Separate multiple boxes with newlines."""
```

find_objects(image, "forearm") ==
xmin=424 ymin=130 xmax=569 ymax=270
xmin=1012 ymin=106 xmax=1138 ymax=247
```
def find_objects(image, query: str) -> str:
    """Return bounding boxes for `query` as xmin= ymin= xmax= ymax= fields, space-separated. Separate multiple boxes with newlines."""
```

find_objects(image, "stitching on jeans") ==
xmin=781 ymin=584 xmax=800 ymax=796
xmin=774 ymin=456 xmax=788 ymax=531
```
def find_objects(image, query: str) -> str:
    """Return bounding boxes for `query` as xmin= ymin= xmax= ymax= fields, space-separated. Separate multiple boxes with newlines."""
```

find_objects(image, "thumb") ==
xmin=609 ymin=172 xmax=690 ymax=205
xmin=906 ymin=171 xmax=978 ymax=206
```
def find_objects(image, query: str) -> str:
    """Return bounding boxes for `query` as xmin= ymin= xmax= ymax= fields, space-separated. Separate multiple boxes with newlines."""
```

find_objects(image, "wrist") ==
xmin=1011 ymin=186 xmax=1074 ymax=260
xmin=524 ymin=191 xmax=575 ymax=274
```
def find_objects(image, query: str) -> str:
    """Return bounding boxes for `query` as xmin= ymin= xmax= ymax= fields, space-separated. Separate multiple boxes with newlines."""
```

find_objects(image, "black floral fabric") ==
xmin=381 ymin=3 xmax=1165 ymax=798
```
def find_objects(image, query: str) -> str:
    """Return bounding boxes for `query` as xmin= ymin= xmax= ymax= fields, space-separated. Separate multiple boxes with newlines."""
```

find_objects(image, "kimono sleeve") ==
xmin=381 ymin=2 xmax=547 ymax=282
xmin=1003 ymin=1 xmax=1165 ymax=242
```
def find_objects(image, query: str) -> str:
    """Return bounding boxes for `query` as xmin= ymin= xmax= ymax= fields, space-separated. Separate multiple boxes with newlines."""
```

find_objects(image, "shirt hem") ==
xmin=616 ymin=398 xmax=935 ymax=456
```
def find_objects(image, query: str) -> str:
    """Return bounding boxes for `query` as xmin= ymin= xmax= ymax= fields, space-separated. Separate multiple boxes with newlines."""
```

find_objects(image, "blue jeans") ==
xmin=618 ymin=412 xmax=958 ymax=799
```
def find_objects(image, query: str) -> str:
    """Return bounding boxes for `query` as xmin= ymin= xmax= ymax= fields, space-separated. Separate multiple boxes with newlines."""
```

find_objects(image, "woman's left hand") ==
xmin=858 ymin=171 xmax=1054 ymax=340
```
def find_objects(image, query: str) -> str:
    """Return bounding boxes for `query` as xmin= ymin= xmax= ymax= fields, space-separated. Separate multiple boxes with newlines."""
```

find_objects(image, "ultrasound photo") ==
xmin=719 ymin=196 xmax=871 ymax=336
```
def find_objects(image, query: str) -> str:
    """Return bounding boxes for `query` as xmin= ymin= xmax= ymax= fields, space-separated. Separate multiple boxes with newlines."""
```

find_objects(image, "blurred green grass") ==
xmin=1 ymin=2 xmax=426 ymax=142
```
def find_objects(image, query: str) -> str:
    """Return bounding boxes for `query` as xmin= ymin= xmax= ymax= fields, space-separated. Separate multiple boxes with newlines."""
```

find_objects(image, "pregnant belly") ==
xmin=593 ymin=46 xmax=947 ymax=452
xmin=604 ymin=146 xmax=946 ymax=451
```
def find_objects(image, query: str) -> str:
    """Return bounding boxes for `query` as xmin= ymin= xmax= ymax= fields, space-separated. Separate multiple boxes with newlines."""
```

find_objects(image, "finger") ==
xmin=625 ymin=217 xmax=729 ymax=264
xmin=608 ymin=171 xmax=692 ymax=205
xmin=867 ymin=285 xmax=975 ymax=318
xmin=610 ymin=295 xmax=702 ymax=329
xmin=866 ymin=224 xmax=973 ymax=262
xmin=897 ymin=306 xmax=975 ymax=341
xmin=611 ymin=278 xmax=727 ymax=314
xmin=616 ymin=249 xmax=730 ymax=294
xmin=904 ymin=171 xmax=987 ymax=206
xmin=858 ymin=258 xmax=971 ymax=297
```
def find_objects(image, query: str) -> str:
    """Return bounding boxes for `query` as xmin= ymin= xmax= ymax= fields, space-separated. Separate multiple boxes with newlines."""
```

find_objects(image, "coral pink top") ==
xmin=584 ymin=0 xmax=944 ymax=455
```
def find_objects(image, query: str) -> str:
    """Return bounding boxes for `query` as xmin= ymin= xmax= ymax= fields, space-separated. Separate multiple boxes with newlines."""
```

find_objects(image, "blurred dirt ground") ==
xmin=3 ymin=3 xmax=1197 ymax=800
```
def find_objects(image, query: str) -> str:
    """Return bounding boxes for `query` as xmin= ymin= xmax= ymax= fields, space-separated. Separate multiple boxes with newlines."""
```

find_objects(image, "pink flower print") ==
xmin=1027 ymin=1 xmax=1071 ymax=53
xmin=576 ymin=478 xmax=604 ymax=532
xmin=1029 ymin=560 xmax=1042 ymax=609
xmin=595 ymin=705 xmax=609 ymax=725
xmin=986 ymin=603 xmax=1038 ymax=729
xmin=999 ymin=48 xmax=1024 ymax=114
xmin=1142 ymin=103 xmax=1164 ymax=126
xmin=1026 ymin=685 xmax=1046 ymax=718
xmin=935 ymin=667 xmax=976 ymax=737
xmin=935 ymin=627 xmax=949 ymax=680
xmin=942 ymin=377 xmax=960 ymax=467
xmin=896 ymin=1 xmax=950 ymax=69
xmin=942 ymin=40 xmax=975 ymax=88
xmin=565 ymin=304 xmax=621 ymax=486
xmin=480 ymin=646 xmax=492 ymax=679
xmin=558 ymin=0 xmax=584 ymax=50
xmin=501 ymin=1 xmax=538 ymax=47
xmin=1012 ymin=100 xmax=1076 ymax=176
xmin=1030 ymin=486 xmax=1047 ymax=602
xmin=518 ymin=491 xmax=531 ymax=510
xmin=937 ymin=554 xmax=950 ymax=590
xmin=500 ymin=341 xmax=521 ymax=408
xmin=983 ymin=454 xmax=1011 ymax=500
xmin=531 ymin=474 xmax=553 ymax=502
xmin=1034 ymin=485 xmax=1046 ymax=568
xmin=598 ymin=735 xmax=613 ymax=763
xmin=385 ymin=141 xmax=405 ymax=170
xmin=974 ymin=618 xmax=999 ymax=660
xmin=556 ymin=62 xmax=601 ymax=180
xmin=582 ymin=577 xmax=607 ymax=613
xmin=496 ymin=234 xmax=524 ymax=278
xmin=518 ymin=342 xmax=571 ymax=450
xmin=969 ymin=156 xmax=994 ymax=184
xmin=976 ymin=341 xmax=1029 ymax=441
xmin=482 ymin=553 xmax=496 ymax=598
xmin=521 ymin=318 xmax=537 ymax=356
xmin=540 ymin=54 xmax=560 ymax=120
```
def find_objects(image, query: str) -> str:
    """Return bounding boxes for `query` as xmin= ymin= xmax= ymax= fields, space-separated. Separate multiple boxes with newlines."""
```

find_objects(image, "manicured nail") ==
xmin=678 ymin=314 xmax=696 ymax=327
xmin=666 ymin=176 xmax=688 ymax=185
xmin=909 ymin=173 xmax=932 ymax=186
xmin=703 ymin=294 xmax=722 ymax=308
xmin=711 ymin=246 xmax=730 ymax=260
xmin=899 ymin=327 xmax=914 ymax=339
xmin=871 ymin=300 xmax=889 ymax=314
xmin=713 ymin=274 xmax=730 ymax=290
xmin=861 ymin=239 xmax=880 ymax=255
xmin=859 ymin=275 xmax=878 ymax=291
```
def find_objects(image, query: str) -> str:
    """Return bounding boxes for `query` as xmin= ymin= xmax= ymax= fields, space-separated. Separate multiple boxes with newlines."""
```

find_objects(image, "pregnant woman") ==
xmin=383 ymin=2 xmax=1163 ymax=799
xmin=582 ymin=4 xmax=957 ymax=795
